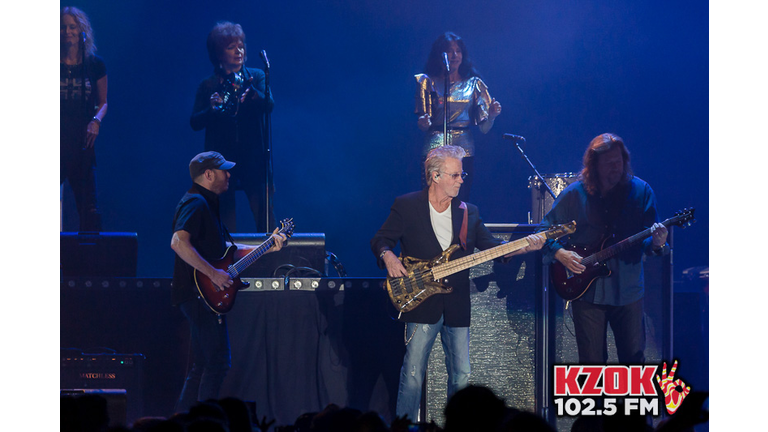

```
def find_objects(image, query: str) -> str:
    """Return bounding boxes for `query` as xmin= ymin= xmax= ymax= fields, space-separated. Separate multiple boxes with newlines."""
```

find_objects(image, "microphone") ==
xmin=260 ymin=50 xmax=270 ymax=69
xmin=503 ymin=133 xmax=526 ymax=143
xmin=442 ymin=52 xmax=450 ymax=73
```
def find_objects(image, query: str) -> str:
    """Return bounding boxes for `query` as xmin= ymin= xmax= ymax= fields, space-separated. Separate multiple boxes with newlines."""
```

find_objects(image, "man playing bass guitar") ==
xmin=371 ymin=145 xmax=546 ymax=421
xmin=537 ymin=133 xmax=668 ymax=365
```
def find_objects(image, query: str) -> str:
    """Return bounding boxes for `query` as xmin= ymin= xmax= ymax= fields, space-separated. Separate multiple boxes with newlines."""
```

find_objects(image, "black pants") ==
xmin=60 ymin=134 xmax=102 ymax=232
xmin=571 ymin=298 xmax=646 ymax=364
xmin=175 ymin=297 xmax=231 ymax=413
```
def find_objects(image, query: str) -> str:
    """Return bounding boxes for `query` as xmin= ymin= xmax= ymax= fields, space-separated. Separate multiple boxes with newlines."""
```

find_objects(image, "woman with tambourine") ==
xmin=191 ymin=21 xmax=275 ymax=232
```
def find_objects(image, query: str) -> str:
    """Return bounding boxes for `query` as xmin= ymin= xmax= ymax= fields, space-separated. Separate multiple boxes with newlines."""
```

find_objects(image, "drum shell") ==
xmin=528 ymin=173 xmax=578 ymax=224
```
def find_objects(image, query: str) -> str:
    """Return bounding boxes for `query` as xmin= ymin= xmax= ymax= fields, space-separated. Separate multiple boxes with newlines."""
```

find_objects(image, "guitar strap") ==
xmin=459 ymin=201 xmax=468 ymax=250
xmin=222 ymin=224 xmax=236 ymax=246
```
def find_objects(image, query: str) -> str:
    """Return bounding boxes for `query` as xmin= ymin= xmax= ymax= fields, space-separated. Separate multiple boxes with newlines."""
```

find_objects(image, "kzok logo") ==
xmin=555 ymin=365 xmax=658 ymax=396
xmin=553 ymin=361 xmax=691 ymax=417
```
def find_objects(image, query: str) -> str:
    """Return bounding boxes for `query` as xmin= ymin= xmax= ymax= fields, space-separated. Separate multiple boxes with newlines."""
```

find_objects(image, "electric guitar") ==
xmin=386 ymin=221 xmax=576 ymax=316
xmin=550 ymin=208 xmax=695 ymax=302
xmin=194 ymin=218 xmax=294 ymax=314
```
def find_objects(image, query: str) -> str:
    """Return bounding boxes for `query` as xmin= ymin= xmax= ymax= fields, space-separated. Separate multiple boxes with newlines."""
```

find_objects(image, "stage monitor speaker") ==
xmin=61 ymin=352 xmax=145 ymax=425
xmin=230 ymin=233 xmax=326 ymax=277
xmin=60 ymin=232 xmax=138 ymax=277
xmin=426 ymin=224 xmax=543 ymax=425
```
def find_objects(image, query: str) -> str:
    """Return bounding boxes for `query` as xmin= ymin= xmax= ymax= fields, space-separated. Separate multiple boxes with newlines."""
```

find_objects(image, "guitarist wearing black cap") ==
xmin=170 ymin=151 xmax=286 ymax=412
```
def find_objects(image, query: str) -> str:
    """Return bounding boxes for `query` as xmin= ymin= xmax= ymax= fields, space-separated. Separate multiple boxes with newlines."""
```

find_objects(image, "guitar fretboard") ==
xmin=581 ymin=215 xmax=682 ymax=266
xmin=431 ymin=237 xmax=530 ymax=280
xmin=228 ymin=238 xmax=276 ymax=278
xmin=430 ymin=223 xmax=573 ymax=280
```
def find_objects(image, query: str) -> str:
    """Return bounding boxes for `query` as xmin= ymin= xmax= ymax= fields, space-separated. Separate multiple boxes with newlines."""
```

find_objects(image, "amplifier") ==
xmin=61 ymin=389 xmax=127 ymax=428
xmin=61 ymin=352 xmax=145 ymax=425
xmin=231 ymin=233 xmax=326 ymax=277
xmin=60 ymin=232 xmax=138 ymax=277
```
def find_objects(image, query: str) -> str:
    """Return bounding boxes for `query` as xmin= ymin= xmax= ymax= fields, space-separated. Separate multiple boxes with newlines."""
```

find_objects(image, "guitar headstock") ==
xmin=546 ymin=221 xmax=577 ymax=240
xmin=278 ymin=218 xmax=295 ymax=238
xmin=669 ymin=208 xmax=696 ymax=229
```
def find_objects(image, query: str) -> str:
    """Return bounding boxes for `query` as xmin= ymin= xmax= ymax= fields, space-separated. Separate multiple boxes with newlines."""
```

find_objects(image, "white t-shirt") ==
xmin=429 ymin=202 xmax=453 ymax=251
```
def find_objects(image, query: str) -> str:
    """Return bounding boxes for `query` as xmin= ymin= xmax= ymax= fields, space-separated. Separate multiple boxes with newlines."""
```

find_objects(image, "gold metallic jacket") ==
xmin=414 ymin=74 xmax=493 ymax=156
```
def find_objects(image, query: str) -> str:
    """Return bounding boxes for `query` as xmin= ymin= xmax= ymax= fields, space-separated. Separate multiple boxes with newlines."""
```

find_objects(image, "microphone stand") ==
xmin=262 ymin=57 xmax=273 ymax=232
xmin=443 ymin=64 xmax=449 ymax=148
xmin=512 ymin=137 xmax=556 ymax=200
xmin=81 ymin=34 xmax=88 ymax=132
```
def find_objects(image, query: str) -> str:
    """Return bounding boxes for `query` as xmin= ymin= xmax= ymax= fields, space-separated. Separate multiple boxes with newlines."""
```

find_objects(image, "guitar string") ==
xmin=229 ymin=222 xmax=294 ymax=276
xmin=231 ymin=241 xmax=273 ymax=275
xmin=585 ymin=218 xmax=674 ymax=265
xmin=429 ymin=225 xmax=570 ymax=278
xmin=393 ymin=225 xmax=572 ymax=296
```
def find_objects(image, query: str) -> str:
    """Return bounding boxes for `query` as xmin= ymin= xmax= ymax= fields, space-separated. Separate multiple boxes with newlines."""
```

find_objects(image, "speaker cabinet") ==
xmin=61 ymin=389 xmax=128 ymax=428
xmin=60 ymin=232 xmax=138 ymax=277
xmin=674 ymin=267 xmax=709 ymax=390
xmin=61 ymin=352 xmax=145 ymax=425
xmin=230 ymin=233 xmax=326 ymax=277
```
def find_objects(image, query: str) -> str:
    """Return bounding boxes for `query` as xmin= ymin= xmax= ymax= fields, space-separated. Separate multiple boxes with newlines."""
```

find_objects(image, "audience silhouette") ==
xmin=60 ymin=387 xmax=708 ymax=432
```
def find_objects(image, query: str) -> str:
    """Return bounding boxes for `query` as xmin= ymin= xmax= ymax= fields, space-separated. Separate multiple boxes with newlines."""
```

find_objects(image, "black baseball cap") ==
xmin=189 ymin=151 xmax=236 ymax=179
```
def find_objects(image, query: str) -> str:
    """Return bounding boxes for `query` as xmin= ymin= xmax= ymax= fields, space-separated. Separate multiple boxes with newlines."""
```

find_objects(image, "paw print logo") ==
xmin=656 ymin=360 xmax=691 ymax=415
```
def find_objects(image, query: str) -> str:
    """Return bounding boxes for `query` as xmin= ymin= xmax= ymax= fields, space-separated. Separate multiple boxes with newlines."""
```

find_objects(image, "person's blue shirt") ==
xmin=537 ymin=176 xmax=668 ymax=306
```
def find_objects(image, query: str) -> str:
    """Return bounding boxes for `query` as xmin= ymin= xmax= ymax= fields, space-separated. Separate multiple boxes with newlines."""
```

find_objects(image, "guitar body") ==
xmin=194 ymin=246 xmax=252 ymax=314
xmin=386 ymin=244 xmax=459 ymax=314
xmin=549 ymin=208 xmax=695 ymax=302
xmin=550 ymin=240 xmax=612 ymax=301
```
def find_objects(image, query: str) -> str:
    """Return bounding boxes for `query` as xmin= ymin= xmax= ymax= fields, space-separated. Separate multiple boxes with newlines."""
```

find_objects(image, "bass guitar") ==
xmin=194 ymin=218 xmax=294 ymax=314
xmin=550 ymin=208 xmax=695 ymax=302
xmin=386 ymin=221 xmax=576 ymax=316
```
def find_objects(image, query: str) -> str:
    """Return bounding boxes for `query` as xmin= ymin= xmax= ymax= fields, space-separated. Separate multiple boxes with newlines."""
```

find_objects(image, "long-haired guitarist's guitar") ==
xmin=194 ymin=218 xmax=294 ymax=314
xmin=386 ymin=221 xmax=576 ymax=316
xmin=551 ymin=208 xmax=695 ymax=302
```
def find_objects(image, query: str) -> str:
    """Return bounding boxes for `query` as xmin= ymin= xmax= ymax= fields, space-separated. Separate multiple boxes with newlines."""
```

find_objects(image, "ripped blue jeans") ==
xmin=395 ymin=315 xmax=470 ymax=420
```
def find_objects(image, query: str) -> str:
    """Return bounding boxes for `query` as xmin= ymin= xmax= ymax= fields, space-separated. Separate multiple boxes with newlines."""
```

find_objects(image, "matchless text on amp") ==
xmin=552 ymin=361 xmax=691 ymax=417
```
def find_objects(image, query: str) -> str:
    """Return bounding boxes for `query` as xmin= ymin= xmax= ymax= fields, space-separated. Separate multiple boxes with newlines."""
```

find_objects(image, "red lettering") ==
xmin=554 ymin=366 xmax=582 ymax=396
xmin=604 ymin=366 xmax=629 ymax=395
xmin=580 ymin=366 xmax=603 ymax=396
xmin=631 ymin=365 xmax=658 ymax=396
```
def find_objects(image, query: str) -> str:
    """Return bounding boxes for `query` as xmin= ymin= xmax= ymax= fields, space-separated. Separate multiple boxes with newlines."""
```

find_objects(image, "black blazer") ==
xmin=370 ymin=189 xmax=502 ymax=326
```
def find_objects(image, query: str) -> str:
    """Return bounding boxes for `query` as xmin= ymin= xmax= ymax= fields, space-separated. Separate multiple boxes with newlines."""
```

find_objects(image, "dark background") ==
xmin=59 ymin=0 xmax=708 ymax=280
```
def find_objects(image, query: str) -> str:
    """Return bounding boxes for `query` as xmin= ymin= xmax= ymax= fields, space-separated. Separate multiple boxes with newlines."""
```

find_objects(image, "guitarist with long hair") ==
xmin=371 ymin=145 xmax=545 ymax=421
xmin=537 ymin=133 xmax=669 ymax=365
xmin=170 ymin=151 xmax=286 ymax=413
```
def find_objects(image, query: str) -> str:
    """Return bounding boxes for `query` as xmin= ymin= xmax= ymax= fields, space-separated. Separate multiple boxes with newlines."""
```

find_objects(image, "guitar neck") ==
xmin=228 ymin=237 xmax=276 ymax=278
xmin=583 ymin=217 xmax=677 ymax=266
xmin=431 ymin=237 xmax=531 ymax=280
